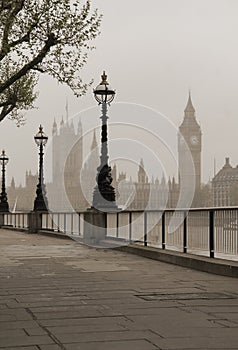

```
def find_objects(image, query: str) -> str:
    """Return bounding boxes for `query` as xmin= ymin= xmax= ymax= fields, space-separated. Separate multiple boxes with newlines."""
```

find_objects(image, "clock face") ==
xmin=190 ymin=135 xmax=199 ymax=145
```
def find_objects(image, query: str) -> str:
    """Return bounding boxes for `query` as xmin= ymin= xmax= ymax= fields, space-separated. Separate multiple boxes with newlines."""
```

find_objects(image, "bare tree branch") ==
xmin=0 ymin=33 xmax=57 ymax=94
xmin=0 ymin=103 xmax=15 ymax=122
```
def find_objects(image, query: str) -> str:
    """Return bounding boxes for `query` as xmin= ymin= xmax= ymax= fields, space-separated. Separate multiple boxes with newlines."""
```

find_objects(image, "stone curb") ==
xmin=117 ymin=244 xmax=238 ymax=278
xmin=1 ymin=226 xmax=73 ymax=240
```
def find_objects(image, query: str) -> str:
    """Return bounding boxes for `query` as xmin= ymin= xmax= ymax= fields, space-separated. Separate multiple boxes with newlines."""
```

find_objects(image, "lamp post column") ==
xmin=100 ymin=101 xmax=109 ymax=166
xmin=33 ymin=125 xmax=48 ymax=212
xmin=0 ymin=150 xmax=9 ymax=212
xmin=92 ymin=72 xmax=117 ymax=210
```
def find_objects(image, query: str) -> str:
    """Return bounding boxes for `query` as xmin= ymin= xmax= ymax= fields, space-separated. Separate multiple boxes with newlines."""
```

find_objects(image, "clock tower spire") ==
xmin=184 ymin=90 xmax=195 ymax=117
xmin=178 ymin=93 xmax=202 ymax=207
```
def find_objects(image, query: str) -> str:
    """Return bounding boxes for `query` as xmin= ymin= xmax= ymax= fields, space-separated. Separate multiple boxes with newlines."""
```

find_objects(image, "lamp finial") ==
xmin=101 ymin=71 xmax=108 ymax=85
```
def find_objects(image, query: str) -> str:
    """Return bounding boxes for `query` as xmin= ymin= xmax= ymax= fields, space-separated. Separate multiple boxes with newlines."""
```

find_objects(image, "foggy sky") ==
xmin=0 ymin=0 xmax=238 ymax=186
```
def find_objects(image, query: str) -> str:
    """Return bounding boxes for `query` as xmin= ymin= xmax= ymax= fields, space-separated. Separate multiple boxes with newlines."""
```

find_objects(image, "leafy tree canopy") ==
xmin=0 ymin=0 xmax=101 ymax=125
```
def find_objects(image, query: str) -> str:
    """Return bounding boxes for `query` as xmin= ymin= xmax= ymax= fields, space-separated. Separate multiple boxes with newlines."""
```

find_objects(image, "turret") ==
xmin=65 ymin=99 xmax=69 ymax=125
xmin=52 ymin=118 xmax=57 ymax=136
xmin=138 ymin=158 xmax=148 ymax=184
xmin=10 ymin=177 xmax=15 ymax=189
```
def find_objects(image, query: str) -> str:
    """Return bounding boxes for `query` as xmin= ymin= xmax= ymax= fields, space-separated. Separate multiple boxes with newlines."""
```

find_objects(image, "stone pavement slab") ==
xmin=0 ymin=229 xmax=238 ymax=349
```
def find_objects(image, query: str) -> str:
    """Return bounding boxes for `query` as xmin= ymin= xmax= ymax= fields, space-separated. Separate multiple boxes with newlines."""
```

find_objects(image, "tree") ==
xmin=0 ymin=0 xmax=101 ymax=125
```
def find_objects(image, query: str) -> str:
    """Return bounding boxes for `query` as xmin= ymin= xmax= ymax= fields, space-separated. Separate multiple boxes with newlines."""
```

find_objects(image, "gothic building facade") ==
xmin=47 ymin=116 xmax=89 ymax=211
xmin=7 ymin=171 xmax=38 ymax=211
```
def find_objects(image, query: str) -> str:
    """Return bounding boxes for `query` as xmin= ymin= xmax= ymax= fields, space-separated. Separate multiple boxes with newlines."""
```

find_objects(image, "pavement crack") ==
xmin=26 ymin=307 xmax=37 ymax=320
xmin=144 ymin=336 xmax=161 ymax=349
xmin=25 ymin=307 xmax=67 ymax=350
xmin=148 ymin=328 xmax=165 ymax=339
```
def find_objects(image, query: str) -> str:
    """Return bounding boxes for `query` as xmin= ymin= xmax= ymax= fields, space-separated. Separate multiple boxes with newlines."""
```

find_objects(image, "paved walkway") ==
xmin=0 ymin=229 xmax=238 ymax=350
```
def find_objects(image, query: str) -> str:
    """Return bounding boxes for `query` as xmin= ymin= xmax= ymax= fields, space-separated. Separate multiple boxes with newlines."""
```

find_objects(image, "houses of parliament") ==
xmin=6 ymin=94 xmax=238 ymax=211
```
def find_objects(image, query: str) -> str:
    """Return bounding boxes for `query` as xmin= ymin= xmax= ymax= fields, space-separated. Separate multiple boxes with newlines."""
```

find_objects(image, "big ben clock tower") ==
xmin=178 ymin=92 xmax=202 ymax=207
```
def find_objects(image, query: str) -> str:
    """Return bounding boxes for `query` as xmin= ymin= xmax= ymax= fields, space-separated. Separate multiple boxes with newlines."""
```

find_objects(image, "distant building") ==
xmin=47 ymin=115 xmax=87 ymax=211
xmin=212 ymin=157 xmax=238 ymax=207
xmin=7 ymin=171 xmax=38 ymax=211
xmin=115 ymin=159 xmax=179 ymax=210
xmin=80 ymin=129 xmax=99 ymax=207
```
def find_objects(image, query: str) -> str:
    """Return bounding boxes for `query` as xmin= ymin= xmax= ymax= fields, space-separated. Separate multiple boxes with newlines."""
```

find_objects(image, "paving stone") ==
xmin=150 ymin=335 xmax=238 ymax=349
xmin=0 ymin=320 xmax=39 ymax=330
xmin=24 ymin=327 xmax=48 ymax=335
xmin=40 ymin=316 xmax=127 ymax=327
xmin=39 ymin=345 xmax=62 ymax=350
xmin=0 ymin=309 xmax=33 ymax=321
xmin=0 ymin=315 xmax=16 ymax=322
xmin=32 ymin=310 xmax=104 ymax=320
xmin=64 ymin=339 xmax=159 ymax=350
xmin=0 ymin=347 xmax=38 ymax=350
xmin=212 ymin=319 xmax=238 ymax=327
xmin=46 ymin=323 xmax=126 ymax=334
xmin=0 ymin=335 xmax=55 ymax=347
xmin=28 ymin=305 xmax=106 ymax=313
xmin=56 ymin=329 xmax=161 ymax=343
xmin=0 ymin=329 xmax=26 ymax=337
xmin=7 ymin=299 xmax=88 ymax=309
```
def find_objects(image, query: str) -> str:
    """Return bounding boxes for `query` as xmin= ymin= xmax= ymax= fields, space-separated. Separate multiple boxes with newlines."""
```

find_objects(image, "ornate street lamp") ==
xmin=92 ymin=71 xmax=117 ymax=209
xmin=33 ymin=125 xmax=48 ymax=211
xmin=0 ymin=150 xmax=9 ymax=212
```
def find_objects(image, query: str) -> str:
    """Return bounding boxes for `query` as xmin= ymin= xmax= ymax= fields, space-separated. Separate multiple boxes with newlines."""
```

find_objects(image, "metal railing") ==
xmin=106 ymin=208 xmax=238 ymax=261
xmin=4 ymin=212 xmax=29 ymax=229
xmin=41 ymin=212 xmax=84 ymax=236
xmin=1 ymin=207 xmax=238 ymax=261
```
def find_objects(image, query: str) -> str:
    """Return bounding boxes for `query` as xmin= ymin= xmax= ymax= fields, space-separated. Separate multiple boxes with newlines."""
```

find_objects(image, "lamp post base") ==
xmin=33 ymin=198 xmax=48 ymax=212
xmin=92 ymin=164 xmax=117 ymax=211
xmin=0 ymin=201 xmax=9 ymax=212
xmin=33 ymin=181 xmax=48 ymax=212
xmin=92 ymin=188 xmax=118 ymax=212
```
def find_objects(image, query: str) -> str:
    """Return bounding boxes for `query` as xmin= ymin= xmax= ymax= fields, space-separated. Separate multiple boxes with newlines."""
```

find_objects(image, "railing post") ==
xmin=71 ymin=213 xmax=73 ymax=235
xmin=116 ymin=212 xmax=119 ymax=238
xmin=129 ymin=212 xmax=132 ymax=243
xmin=209 ymin=210 xmax=215 ymax=258
xmin=78 ymin=213 xmax=80 ymax=235
xmin=57 ymin=213 xmax=60 ymax=232
xmin=105 ymin=212 xmax=107 ymax=239
xmin=51 ymin=213 xmax=54 ymax=230
xmin=162 ymin=211 xmax=166 ymax=249
xmin=62 ymin=213 xmax=65 ymax=233
xmin=183 ymin=211 xmax=187 ymax=253
xmin=0 ymin=213 xmax=4 ymax=227
xmin=45 ymin=213 xmax=48 ymax=229
xmin=144 ymin=211 xmax=147 ymax=246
